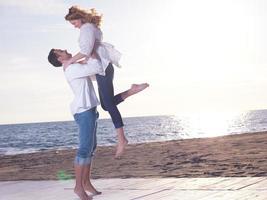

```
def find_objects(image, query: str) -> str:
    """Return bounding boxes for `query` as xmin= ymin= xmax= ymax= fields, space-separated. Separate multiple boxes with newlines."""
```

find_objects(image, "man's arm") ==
xmin=63 ymin=52 xmax=98 ymax=70
xmin=64 ymin=60 xmax=102 ymax=81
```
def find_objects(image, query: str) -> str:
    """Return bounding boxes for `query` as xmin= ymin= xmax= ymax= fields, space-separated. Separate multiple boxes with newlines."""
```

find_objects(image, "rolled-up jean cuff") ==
xmin=114 ymin=123 xmax=124 ymax=129
xmin=74 ymin=156 xmax=92 ymax=165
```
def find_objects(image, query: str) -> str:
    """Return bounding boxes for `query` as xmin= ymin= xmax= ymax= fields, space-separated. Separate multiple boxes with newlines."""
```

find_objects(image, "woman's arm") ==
xmin=67 ymin=52 xmax=87 ymax=63
xmin=63 ymin=24 xmax=96 ymax=69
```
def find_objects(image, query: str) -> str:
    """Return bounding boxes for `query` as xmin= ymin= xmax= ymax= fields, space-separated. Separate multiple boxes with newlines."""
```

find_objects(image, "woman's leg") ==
xmin=96 ymin=64 xmax=127 ymax=157
xmin=96 ymin=64 xmax=149 ymax=157
xmin=97 ymin=65 xmax=149 ymax=107
xmin=96 ymin=64 xmax=124 ymax=128
xmin=116 ymin=83 xmax=150 ymax=101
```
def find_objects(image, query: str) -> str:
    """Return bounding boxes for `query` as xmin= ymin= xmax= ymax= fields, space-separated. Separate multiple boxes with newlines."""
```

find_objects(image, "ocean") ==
xmin=1 ymin=109 xmax=267 ymax=155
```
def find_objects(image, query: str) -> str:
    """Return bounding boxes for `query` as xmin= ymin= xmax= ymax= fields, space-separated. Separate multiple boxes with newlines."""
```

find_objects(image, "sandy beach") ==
xmin=0 ymin=132 xmax=266 ymax=181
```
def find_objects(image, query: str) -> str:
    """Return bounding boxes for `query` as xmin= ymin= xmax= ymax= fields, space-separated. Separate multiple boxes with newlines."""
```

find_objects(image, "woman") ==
xmin=64 ymin=6 xmax=149 ymax=159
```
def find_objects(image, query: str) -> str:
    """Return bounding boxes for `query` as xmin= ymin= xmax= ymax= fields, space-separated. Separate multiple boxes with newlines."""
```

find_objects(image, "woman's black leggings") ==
xmin=96 ymin=63 xmax=124 ymax=128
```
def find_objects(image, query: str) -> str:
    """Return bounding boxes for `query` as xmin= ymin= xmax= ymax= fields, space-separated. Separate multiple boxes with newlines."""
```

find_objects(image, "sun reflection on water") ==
xmin=172 ymin=111 xmax=255 ymax=139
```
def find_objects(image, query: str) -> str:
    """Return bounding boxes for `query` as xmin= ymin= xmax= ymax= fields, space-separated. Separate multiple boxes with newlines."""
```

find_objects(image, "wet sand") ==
xmin=0 ymin=132 xmax=266 ymax=181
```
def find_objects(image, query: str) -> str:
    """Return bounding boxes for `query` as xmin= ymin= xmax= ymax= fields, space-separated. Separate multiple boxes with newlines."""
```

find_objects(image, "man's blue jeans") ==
xmin=96 ymin=63 xmax=124 ymax=128
xmin=73 ymin=107 xmax=98 ymax=165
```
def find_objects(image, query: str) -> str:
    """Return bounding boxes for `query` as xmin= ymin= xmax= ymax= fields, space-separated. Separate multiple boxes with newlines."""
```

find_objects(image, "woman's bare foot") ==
xmin=83 ymin=183 xmax=102 ymax=196
xmin=115 ymin=138 xmax=128 ymax=158
xmin=74 ymin=187 xmax=92 ymax=200
xmin=129 ymin=83 xmax=149 ymax=96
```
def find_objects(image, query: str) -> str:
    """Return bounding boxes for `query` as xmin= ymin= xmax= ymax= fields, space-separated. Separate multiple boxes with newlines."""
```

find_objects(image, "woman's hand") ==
xmin=78 ymin=60 xmax=87 ymax=64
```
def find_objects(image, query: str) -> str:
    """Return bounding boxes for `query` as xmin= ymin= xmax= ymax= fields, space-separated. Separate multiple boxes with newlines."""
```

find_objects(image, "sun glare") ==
xmin=175 ymin=111 xmax=243 ymax=138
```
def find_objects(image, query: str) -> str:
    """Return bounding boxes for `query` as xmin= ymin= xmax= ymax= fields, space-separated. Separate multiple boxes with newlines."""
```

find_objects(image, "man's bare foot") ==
xmin=74 ymin=187 xmax=92 ymax=200
xmin=129 ymin=83 xmax=149 ymax=96
xmin=115 ymin=139 xmax=128 ymax=158
xmin=84 ymin=183 xmax=102 ymax=196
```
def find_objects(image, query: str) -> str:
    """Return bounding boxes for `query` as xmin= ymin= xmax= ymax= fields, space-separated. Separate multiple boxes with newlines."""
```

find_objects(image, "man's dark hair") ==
xmin=48 ymin=49 xmax=62 ymax=67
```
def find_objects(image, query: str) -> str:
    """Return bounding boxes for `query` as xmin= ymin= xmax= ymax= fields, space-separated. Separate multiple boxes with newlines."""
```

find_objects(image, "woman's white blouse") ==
xmin=79 ymin=23 xmax=122 ymax=75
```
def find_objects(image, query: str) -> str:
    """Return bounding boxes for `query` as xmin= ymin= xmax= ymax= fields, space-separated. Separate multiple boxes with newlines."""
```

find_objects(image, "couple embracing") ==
xmin=48 ymin=6 xmax=148 ymax=200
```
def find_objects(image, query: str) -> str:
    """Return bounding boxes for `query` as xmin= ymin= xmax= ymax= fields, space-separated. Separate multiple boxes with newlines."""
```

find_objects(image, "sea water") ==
xmin=1 ymin=110 xmax=267 ymax=155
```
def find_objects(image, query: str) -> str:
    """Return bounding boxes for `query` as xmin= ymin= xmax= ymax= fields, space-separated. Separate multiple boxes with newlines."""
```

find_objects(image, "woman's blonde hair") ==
xmin=65 ymin=6 xmax=102 ymax=27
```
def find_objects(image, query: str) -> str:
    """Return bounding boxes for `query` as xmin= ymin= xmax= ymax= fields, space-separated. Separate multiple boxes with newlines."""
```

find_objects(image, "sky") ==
xmin=1 ymin=0 xmax=267 ymax=124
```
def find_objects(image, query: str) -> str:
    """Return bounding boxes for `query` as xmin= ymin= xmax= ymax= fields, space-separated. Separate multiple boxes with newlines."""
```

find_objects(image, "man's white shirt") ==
xmin=64 ymin=58 xmax=102 ymax=115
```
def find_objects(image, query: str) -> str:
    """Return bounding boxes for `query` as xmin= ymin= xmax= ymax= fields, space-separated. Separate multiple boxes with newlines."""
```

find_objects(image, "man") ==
xmin=48 ymin=48 xmax=148 ymax=199
xmin=48 ymin=49 xmax=102 ymax=200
